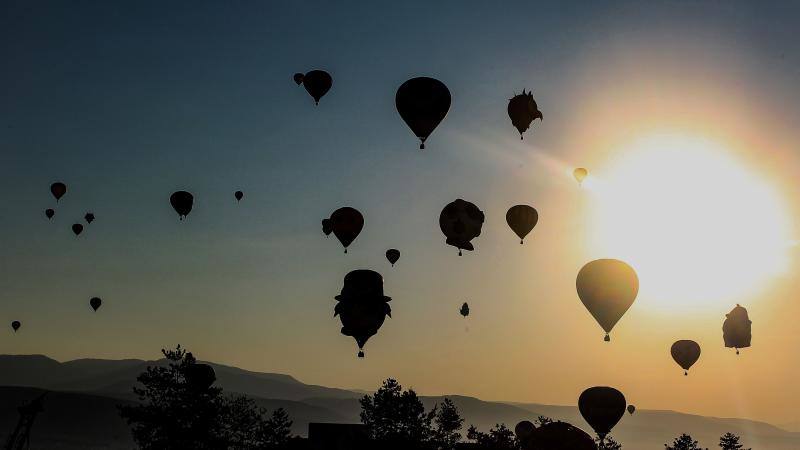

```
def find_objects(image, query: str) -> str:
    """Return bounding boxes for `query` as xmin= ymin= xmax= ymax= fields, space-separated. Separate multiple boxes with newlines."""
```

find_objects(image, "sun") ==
xmin=585 ymin=133 xmax=791 ymax=313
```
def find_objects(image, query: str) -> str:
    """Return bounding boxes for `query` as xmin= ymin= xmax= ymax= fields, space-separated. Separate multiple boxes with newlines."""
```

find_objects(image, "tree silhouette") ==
xmin=534 ymin=416 xmax=553 ymax=427
xmin=119 ymin=346 xmax=292 ymax=449
xmin=598 ymin=435 xmax=622 ymax=449
xmin=466 ymin=423 xmax=519 ymax=449
xmin=718 ymin=432 xmax=749 ymax=450
xmin=665 ymin=433 xmax=707 ymax=450
xmin=432 ymin=398 xmax=464 ymax=449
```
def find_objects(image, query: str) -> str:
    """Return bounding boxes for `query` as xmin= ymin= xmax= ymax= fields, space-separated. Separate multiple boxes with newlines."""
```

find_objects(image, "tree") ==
xmin=466 ymin=423 xmax=519 ymax=449
xmin=534 ymin=416 xmax=553 ymax=427
xmin=119 ymin=346 xmax=292 ymax=449
xmin=359 ymin=379 xmax=436 ymax=445
xmin=665 ymin=433 xmax=707 ymax=450
xmin=431 ymin=398 xmax=464 ymax=449
xmin=719 ymin=432 xmax=749 ymax=450
xmin=598 ymin=435 xmax=622 ymax=450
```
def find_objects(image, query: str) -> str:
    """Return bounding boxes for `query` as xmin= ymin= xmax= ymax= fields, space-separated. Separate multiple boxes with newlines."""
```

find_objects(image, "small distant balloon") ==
xmin=50 ymin=182 xmax=66 ymax=201
xmin=573 ymin=168 xmax=588 ymax=185
xmin=506 ymin=205 xmax=538 ymax=244
xmin=72 ymin=223 xmax=84 ymax=236
xmin=170 ymin=191 xmax=194 ymax=220
xmin=234 ymin=191 xmax=244 ymax=202
xmin=84 ymin=212 xmax=95 ymax=224
xmin=385 ymin=249 xmax=400 ymax=266
xmin=507 ymin=89 xmax=542 ymax=139
xmin=395 ymin=77 xmax=451 ymax=149
xmin=185 ymin=363 xmax=216 ymax=390
xmin=460 ymin=302 xmax=470 ymax=318
xmin=627 ymin=405 xmax=635 ymax=415
xmin=45 ymin=209 xmax=55 ymax=220
xmin=295 ymin=70 xmax=332 ymax=105
xmin=11 ymin=321 xmax=20 ymax=332
xmin=671 ymin=340 xmax=701 ymax=375
xmin=90 ymin=297 xmax=102 ymax=312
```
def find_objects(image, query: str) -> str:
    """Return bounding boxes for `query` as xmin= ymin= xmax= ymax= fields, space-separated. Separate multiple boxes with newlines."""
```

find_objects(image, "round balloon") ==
xmin=90 ymin=297 xmax=102 ymax=312
xmin=527 ymin=421 xmax=596 ymax=450
xmin=329 ymin=207 xmax=364 ymax=253
xmin=45 ymin=209 xmax=55 ymax=220
xmin=234 ymin=191 xmax=243 ymax=202
xmin=395 ymin=77 xmax=451 ymax=149
xmin=578 ymin=386 xmax=626 ymax=441
xmin=573 ymin=168 xmax=588 ymax=185
xmin=671 ymin=340 xmax=701 ymax=375
xmin=170 ymin=191 xmax=194 ymax=220
xmin=507 ymin=90 xmax=542 ymax=139
xmin=506 ymin=205 xmax=539 ymax=244
xmin=293 ymin=73 xmax=304 ymax=85
xmin=185 ymin=363 xmax=216 ymax=390
xmin=50 ymin=182 xmax=66 ymax=201
xmin=515 ymin=421 xmax=535 ymax=442
xmin=627 ymin=405 xmax=635 ymax=415
xmin=298 ymin=70 xmax=332 ymax=105
xmin=11 ymin=321 xmax=20 ymax=332
xmin=385 ymin=249 xmax=400 ymax=266
xmin=72 ymin=223 xmax=84 ymax=236
xmin=576 ymin=259 xmax=639 ymax=341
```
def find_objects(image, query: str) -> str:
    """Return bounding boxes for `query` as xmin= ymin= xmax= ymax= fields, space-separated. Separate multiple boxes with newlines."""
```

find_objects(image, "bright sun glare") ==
xmin=586 ymin=133 xmax=790 ymax=313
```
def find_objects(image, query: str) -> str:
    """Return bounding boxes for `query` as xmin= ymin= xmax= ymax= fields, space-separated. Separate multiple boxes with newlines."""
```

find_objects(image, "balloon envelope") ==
xmin=334 ymin=270 xmax=392 ymax=357
xmin=439 ymin=199 xmax=485 ymax=255
xmin=385 ymin=249 xmax=400 ymax=266
xmin=395 ymin=77 xmax=451 ymax=149
xmin=576 ymin=259 xmax=638 ymax=341
xmin=11 ymin=321 xmax=20 ymax=332
xmin=578 ymin=386 xmax=626 ymax=440
xmin=573 ymin=168 xmax=588 ymax=184
xmin=506 ymin=205 xmax=539 ymax=244
xmin=234 ymin=191 xmax=243 ymax=202
xmin=527 ymin=421 xmax=596 ymax=450
xmin=84 ymin=213 xmax=95 ymax=224
xmin=185 ymin=363 xmax=216 ymax=389
xmin=293 ymin=73 xmax=304 ymax=85
xmin=723 ymin=304 xmax=752 ymax=353
xmin=170 ymin=191 xmax=194 ymax=220
xmin=72 ymin=223 xmax=84 ymax=236
xmin=460 ymin=302 xmax=470 ymax=317
xmin=514 ymin=421 xmax=535 ymax=442
xmin=671 ymin=340 xmax=701 ymax=374
xmin=50 ymin=182 xmax=66 ymax=201
xmin=321 ymin=218 xmax=333 ymax=236
xmin=507 ymin=90 xmax=542 ymax=139
xmin=45 ymin=209 xmax=54 ymax=219
xmin=329 ymin=207 xmax=364 ymax=252
xmin=300 ymin=70 xmax=332 ymax=105
xmin=90 ymin=297 xmax=102 ymax=312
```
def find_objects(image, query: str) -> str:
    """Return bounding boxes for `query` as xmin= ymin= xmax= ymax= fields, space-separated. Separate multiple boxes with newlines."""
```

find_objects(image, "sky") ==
xmin=2 ymin=0 xmax=800 ymax=427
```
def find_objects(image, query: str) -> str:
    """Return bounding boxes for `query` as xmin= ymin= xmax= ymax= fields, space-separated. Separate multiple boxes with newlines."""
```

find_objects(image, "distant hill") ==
xmin=0 ymin=354 xmax=798 ymax=449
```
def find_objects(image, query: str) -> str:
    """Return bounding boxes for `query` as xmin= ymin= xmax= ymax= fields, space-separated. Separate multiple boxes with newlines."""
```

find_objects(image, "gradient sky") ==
xmin=3 ymin=0 xmax=800 ymax=428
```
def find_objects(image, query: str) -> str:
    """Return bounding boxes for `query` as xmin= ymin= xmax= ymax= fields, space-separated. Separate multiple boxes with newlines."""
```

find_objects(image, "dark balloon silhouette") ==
xmin=506 ymin=205 xmax=539 ymax=244
xmin=334 ymin=270 xmax=392 ymax=358
xmin=573 ymin=168 xmax=588 ymax=185
xmin=11 ymin=321 xmax=20 ymax=332
xmin=84 ymin=212 xmax=95 ymax=224
xmin=170 ymin=191 xmax=194 ymax=220
xmin=385 ymin=249 xmax=400 ymax=266
xmin=723 ymin=304 xmax=752 ymax=355
xmin=507 ymin=90 xmax=543 ymax=139
xmin=50 ymin=182 xmax=66 ymax=202
xmin=395 ymin=77 xmax=451 ymax=149
xmin=514 ymin=421 xmax=535 ymax=443
xmin=578 ymin=386 xmax=626 ymax=442
xmin=296 ymin=70 xmax=332 ymax=105
xmin=71 ymin=223 xmax=84 ymax=236
xmin=321 ymin=218 xmax=333 ymax=237
xmin=576 ymin=259 xmax=638 ymax=341
xmin=90 ymin=297 xmax=102 ymax=312
xmin=45 ymin=209 xmax=54 ymax=220
xmin=460 ymin=302 xmax=470 ymax=318
xmin=671 ymin=340 xmax=701 ymax=375
xmin=234 ymin=191 xmax=243 ymax=202
xmin=527 ymin=421 xmax=596 ymax=450
xmin=185 ymin=361 xmax=216 ymax=390
xmin=329 ymin=207 xmax=364 ymax=253
xmin=627 ymin=405 xmax=636 ymax=415
xmin=439 ymin=199 xmax=485 ymax=255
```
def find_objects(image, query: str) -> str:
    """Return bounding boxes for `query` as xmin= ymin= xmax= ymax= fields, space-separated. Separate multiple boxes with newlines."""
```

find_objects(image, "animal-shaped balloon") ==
xmin=507 ymin=90 xmax=543 ymax=139
xmin=294 ymin=70 xmax=332 ymax=105
xmin=671 ymin=340 xmax=701 ymax=375
xmin=723 ymin=304 xmax=752 ymax=355
xmin=395 ymin=77 xmax=451 ymax=149
xmin=576 ymin=259 xmax=638 ymax=341
xmin=84 ymin=213 xmax=95 ymax=224
xmin=334 ymin=270 xmax=392 ymax=358
xmin=439 ymin=199 xmax=485 ymax=255
xmin=170 ymin=191 xmax=194 ymax=220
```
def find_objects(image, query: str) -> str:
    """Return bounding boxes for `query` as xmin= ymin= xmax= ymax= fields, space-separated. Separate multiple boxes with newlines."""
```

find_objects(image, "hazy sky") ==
xmin=3 ymin=0 xmax=800 ymax=428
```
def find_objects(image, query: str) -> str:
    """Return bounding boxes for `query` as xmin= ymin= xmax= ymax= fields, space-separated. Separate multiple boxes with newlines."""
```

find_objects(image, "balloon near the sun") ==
xmin=587 ymin=134 xmax=790 ymax=312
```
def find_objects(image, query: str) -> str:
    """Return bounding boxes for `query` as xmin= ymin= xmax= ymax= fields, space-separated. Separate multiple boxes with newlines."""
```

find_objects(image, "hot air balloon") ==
xmin=90 ymin=297 xmax=102 ymax=312
xmin=627 ymin=405 xmax=635 ymax=415
xmin=395 ymin=77 xmax=451 ymax=149
xmin=506 ymin=205 xmax=539 ymax=244
xmin=234 ymin=191 xmax=243 ymax=202
xmin=578 ymin=386 xmax=626 ymax=443
xmin=321 ymin=218 xmax=333 ymax=237
xmin=385 ymin=249 xmax=400 ymax=266
xmin=334 ymin=270 xmax=392 ymax=358
xmin=439 ymin=199 xmax=485 ymax=255
xmin=576 ymin=259 xmax=638 ymax=341
xmin=515 ymin=421 xmax=535 ymax=444
xmin=84 ymin=212 xmax=95 ymax=224
xmin=45 ymin=209 xmax=54 ymax=220
xmin=329 ymin=207 xmax=364 ymax=253
xmin=527 ymin=421 xmax=596 ymax=450
xmin=295 ymin=70 xmax=332 ymax=105
xmin=573 ymin=168 xmax=588 ymax=185
xmin=11 ymin=321 xmax=20 ymax=332
xmin=50 ymin=182 xmax=66 ymax=202
xmin=507 ymin=90 xmax=543 ymax=140
xmin=170 ymin=191 xmax=194 ymax=220
xmin=723 ymin=304 xmax=752 ymax=355
xmin=460 ymin=302 xmax=470 ymax=318
xmin=671 ymin=340 xmax=701 ymax=375
xmin=185 ymin=362 xmax=216 ymax=390
xmin=72 ymin=223 xmax=84 ymax=236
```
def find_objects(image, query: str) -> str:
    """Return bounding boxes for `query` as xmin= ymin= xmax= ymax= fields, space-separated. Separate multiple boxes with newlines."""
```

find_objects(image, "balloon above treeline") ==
xmin=578 ymin=386 xmax=626 ymax=443
xmin=334 ymin=270 xmax=392 ymax=358
xmin=385 ymin=249 xmax=400 ymax=266
xmin=527 ymin=421 xmax=596 ymax=450
xmin=723 ymin=304 xmax=752 ymax=355
xmin=671 ymin=340 xmax=701 ymax=375
xmin=50 ymin=182 xmax=66 ymax=202
xmin=460 ymin=302 xmax=470 ymax=318
xmin=72 ymin=223 xmax=84 ymax=236
xmin=170 ymin=191 xmax=194 ymax=220
xmin=324 ymin=207 xmax=364 ymax=253
xmin=90 ymin=297 xmax=102 ymax=312
xmin=439 ymin=199 xmax=485 ymax=256
xmin=507 ymin=90 xmax=543 ymax=139
xmin=84 ymin=212 xmax=95 ymax=224
xmin=396 ymin=77 xmax=451 ymax=149
xmin=506 ymin=205 xmax=538 ymax=244
xmin=234 ymin=191 xmax=243 ymax=203
xmin=576 ymin=259 xmax=639 ymax=341
xmin=293 ymin=70 xmax=332 ymax=105
xmin=573 ymin=168 xmax=588 ymax=185
xmin=11 ymin=321 xmax=20 ymax=332
xmin=45 ymin=209 xmax=54 ymax=220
